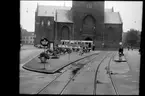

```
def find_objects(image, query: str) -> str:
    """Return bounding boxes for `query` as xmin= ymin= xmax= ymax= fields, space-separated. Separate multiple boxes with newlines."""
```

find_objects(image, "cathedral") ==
xmin=34 ymin=1 xmax=123 ymax=49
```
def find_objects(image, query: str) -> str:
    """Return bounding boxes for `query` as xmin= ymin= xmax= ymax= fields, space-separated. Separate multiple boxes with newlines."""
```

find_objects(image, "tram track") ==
xmin=36 ymin=51 xmax=121 ymax=95
xmin=93 ymin=52 xmax=113 ymax=95
xmin=59 ymin=52 xmax=102 ymax=95
xmin=35 ymin=51 xmax=123 ymax=95
xmin=93 ymin=51 xmax=121 ymax=95
xmin=35 ymin=52 xmax=101 ymax=94
xmin=107 ymin=51 xmax=131 ymax=95
xmin=32 ymin=50 xmax=136 ymax=95
xmin=107 ymin=52 xmax=119 ymax=95
xmin=58 ymin=52 xmax=112 ymax=95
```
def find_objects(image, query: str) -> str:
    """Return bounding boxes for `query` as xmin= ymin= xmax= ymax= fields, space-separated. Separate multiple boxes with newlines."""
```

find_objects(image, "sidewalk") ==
xmin=110 ymin=53 xmax=129 ymax=74
xmin=21 ymin=45 xmax=37 ymax=50
xmin=22 ymin=51 xmax=100 ymax=74
xmin=109 ymin=50 xmax=139 ymax=95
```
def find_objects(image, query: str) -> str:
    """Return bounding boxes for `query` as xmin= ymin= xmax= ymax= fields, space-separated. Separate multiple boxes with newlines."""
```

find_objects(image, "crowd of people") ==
xmin=45 ymin=45 xmax=94 ymax=57
xmin=38 ymin=43 xmax=96 ymax=58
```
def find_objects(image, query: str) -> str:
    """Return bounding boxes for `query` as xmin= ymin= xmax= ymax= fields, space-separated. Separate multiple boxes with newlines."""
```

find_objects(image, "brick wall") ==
xmin=34 ymin=16 xmax=54 ymax=45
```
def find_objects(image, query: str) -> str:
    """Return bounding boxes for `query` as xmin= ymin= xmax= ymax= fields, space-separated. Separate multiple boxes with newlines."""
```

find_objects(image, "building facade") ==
xmin=21 ymin=31 xmax=35 ymax=45
xmin=34 ymin=1 xmax=123 ymax=49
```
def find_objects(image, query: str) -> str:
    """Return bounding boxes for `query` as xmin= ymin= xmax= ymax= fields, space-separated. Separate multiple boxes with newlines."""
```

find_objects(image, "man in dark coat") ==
xmin=119 ymin=46 xmax=124 ymax=56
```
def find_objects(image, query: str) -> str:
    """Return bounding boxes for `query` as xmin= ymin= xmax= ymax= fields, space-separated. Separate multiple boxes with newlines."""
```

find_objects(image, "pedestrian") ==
xmin=128 ymin=46 xmax=129 ymax=51
xmin=118 ymin=46 xmax=124 ymax=57
xmin=92 ymin=45 xmax=95 ymax=51
xmin=132 ymin=47 xmax=133 ymax=50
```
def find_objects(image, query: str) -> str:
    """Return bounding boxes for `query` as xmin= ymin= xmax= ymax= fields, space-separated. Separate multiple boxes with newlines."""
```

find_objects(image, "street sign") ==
xmin=40 ymin=38 xmax=49 ymax=46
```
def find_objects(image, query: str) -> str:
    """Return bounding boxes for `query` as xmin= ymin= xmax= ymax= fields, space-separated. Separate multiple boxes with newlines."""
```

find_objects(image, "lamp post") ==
xmin=102 ymin=42 xmax=104 ymax=49
xmin=119 ymin=42 xmax=122 ymax=46
xmin=119 ymin=42 xmax=122 ymax=50
xmin=55 ymin=10 xmax=57 ymax=46
xmin=68 ymin=30 xmax=71 ymax=63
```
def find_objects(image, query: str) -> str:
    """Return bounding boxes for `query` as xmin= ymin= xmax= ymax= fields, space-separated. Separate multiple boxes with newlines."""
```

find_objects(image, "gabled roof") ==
xmin=56 ymin=9 xmax=73 ymax=23
xmin=37 ymin=5 xmax=71 ymax=17
xmin=104 ymin=12 xmax=122 ymax=24
xmin=37 ymin=5 xmax=122 ymax=24
xmin=105 ymin=9 xmax=113 ymax=12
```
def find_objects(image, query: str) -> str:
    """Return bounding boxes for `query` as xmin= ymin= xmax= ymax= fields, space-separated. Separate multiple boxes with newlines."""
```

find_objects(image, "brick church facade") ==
xmin=34 ymin=1 xmax=123 ymax=49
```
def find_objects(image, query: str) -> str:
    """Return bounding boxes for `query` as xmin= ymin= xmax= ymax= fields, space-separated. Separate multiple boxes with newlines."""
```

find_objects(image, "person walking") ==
xmin=118 ymin=46 xmax=124 ymax=61
xmin=127 ymin=45 xmax=130 ymax=51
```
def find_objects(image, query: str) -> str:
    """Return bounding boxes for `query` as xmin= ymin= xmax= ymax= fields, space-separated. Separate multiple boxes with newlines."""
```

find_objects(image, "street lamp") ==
xmin=102 ymin=42 xmax=104 ymax=49
xmin=119 ymin=42 xmax=122 ymax=48
xmin=119 ymin=42 xmax=122 ymax=45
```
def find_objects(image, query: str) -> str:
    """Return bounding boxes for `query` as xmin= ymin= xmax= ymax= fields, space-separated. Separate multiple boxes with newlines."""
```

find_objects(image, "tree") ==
xmin=123 ymin=29 xmax=140 ymax=47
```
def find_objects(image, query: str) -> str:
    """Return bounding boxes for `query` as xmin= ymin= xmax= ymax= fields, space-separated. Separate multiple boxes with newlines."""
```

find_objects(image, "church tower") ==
xmin=71 ymin=1 xmax=104 ymax=48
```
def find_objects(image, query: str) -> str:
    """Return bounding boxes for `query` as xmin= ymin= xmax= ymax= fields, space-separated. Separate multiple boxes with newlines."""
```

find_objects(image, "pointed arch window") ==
xmin=41 ymin=21 xmax=44 ymax=26
xmin=47 ymin=20 xmax=50 ymax=26
xmin=87 ymin=3 xmax=92 ymax=8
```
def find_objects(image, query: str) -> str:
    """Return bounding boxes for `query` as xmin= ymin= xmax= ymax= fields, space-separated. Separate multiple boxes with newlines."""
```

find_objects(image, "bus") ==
xmin=60 ymin=40 xmax=93 ymax=49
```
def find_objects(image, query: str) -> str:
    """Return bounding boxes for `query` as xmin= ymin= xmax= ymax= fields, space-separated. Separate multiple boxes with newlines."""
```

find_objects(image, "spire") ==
xmin=64 ymin=1 xmax=65 ymax=7
xmin=35 ymin=3 xmax=39 ymax=16
xmin=26 ymin=8 xmax=28 ymax=13
xmin=36 ymin=3 xmax=38 ymax=13
xmin=112 ymin=7 xmax=114 ymax=12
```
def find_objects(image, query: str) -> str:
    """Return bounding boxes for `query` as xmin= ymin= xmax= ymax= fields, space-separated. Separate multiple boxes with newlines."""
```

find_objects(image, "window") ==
xmin=62 ymin=42 xmax=64 ymax=45
xmin=48 ymin=20 xmax=50 ymax=26
xmin=107 ymin=25 xmax=113 ymax=29
xmin=87 ymin=3 xmax=92 ymax=8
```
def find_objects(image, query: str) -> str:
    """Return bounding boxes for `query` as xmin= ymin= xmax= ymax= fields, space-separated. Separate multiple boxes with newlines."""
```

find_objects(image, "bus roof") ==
xmin=81 ymin=41 xmax=93 ymax=42
xmin=61 ymin=40 xmax=93 ymax=43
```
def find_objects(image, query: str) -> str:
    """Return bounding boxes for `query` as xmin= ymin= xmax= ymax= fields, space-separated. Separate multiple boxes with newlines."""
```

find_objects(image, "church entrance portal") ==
xmin=84 ymin=37 xmax=93 ymax=48
xmin=84 ymin=37 xmax=92 ymax=41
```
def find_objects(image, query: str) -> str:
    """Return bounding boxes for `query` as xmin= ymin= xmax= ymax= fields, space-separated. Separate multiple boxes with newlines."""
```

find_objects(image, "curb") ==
xmin=20 ymin=50 xmax=43 ymax=69
xmin=22 ymin=52 xmax=100 ymax=74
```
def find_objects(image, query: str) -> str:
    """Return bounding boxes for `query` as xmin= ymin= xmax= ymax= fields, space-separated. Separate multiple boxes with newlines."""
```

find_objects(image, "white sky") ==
xmin=20 ymin=1 xmax=143 ymax=32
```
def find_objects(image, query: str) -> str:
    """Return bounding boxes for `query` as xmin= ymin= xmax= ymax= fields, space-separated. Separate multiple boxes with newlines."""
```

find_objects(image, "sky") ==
xmin=20 ymin=1 xmax=143 ymax=32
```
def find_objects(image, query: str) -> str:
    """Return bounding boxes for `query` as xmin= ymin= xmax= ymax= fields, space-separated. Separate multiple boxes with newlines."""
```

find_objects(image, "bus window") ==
xmin=88 ymin=43 xmax=91 ymax=48
xmin=62 ymin=42 xmax=64 ymax=45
